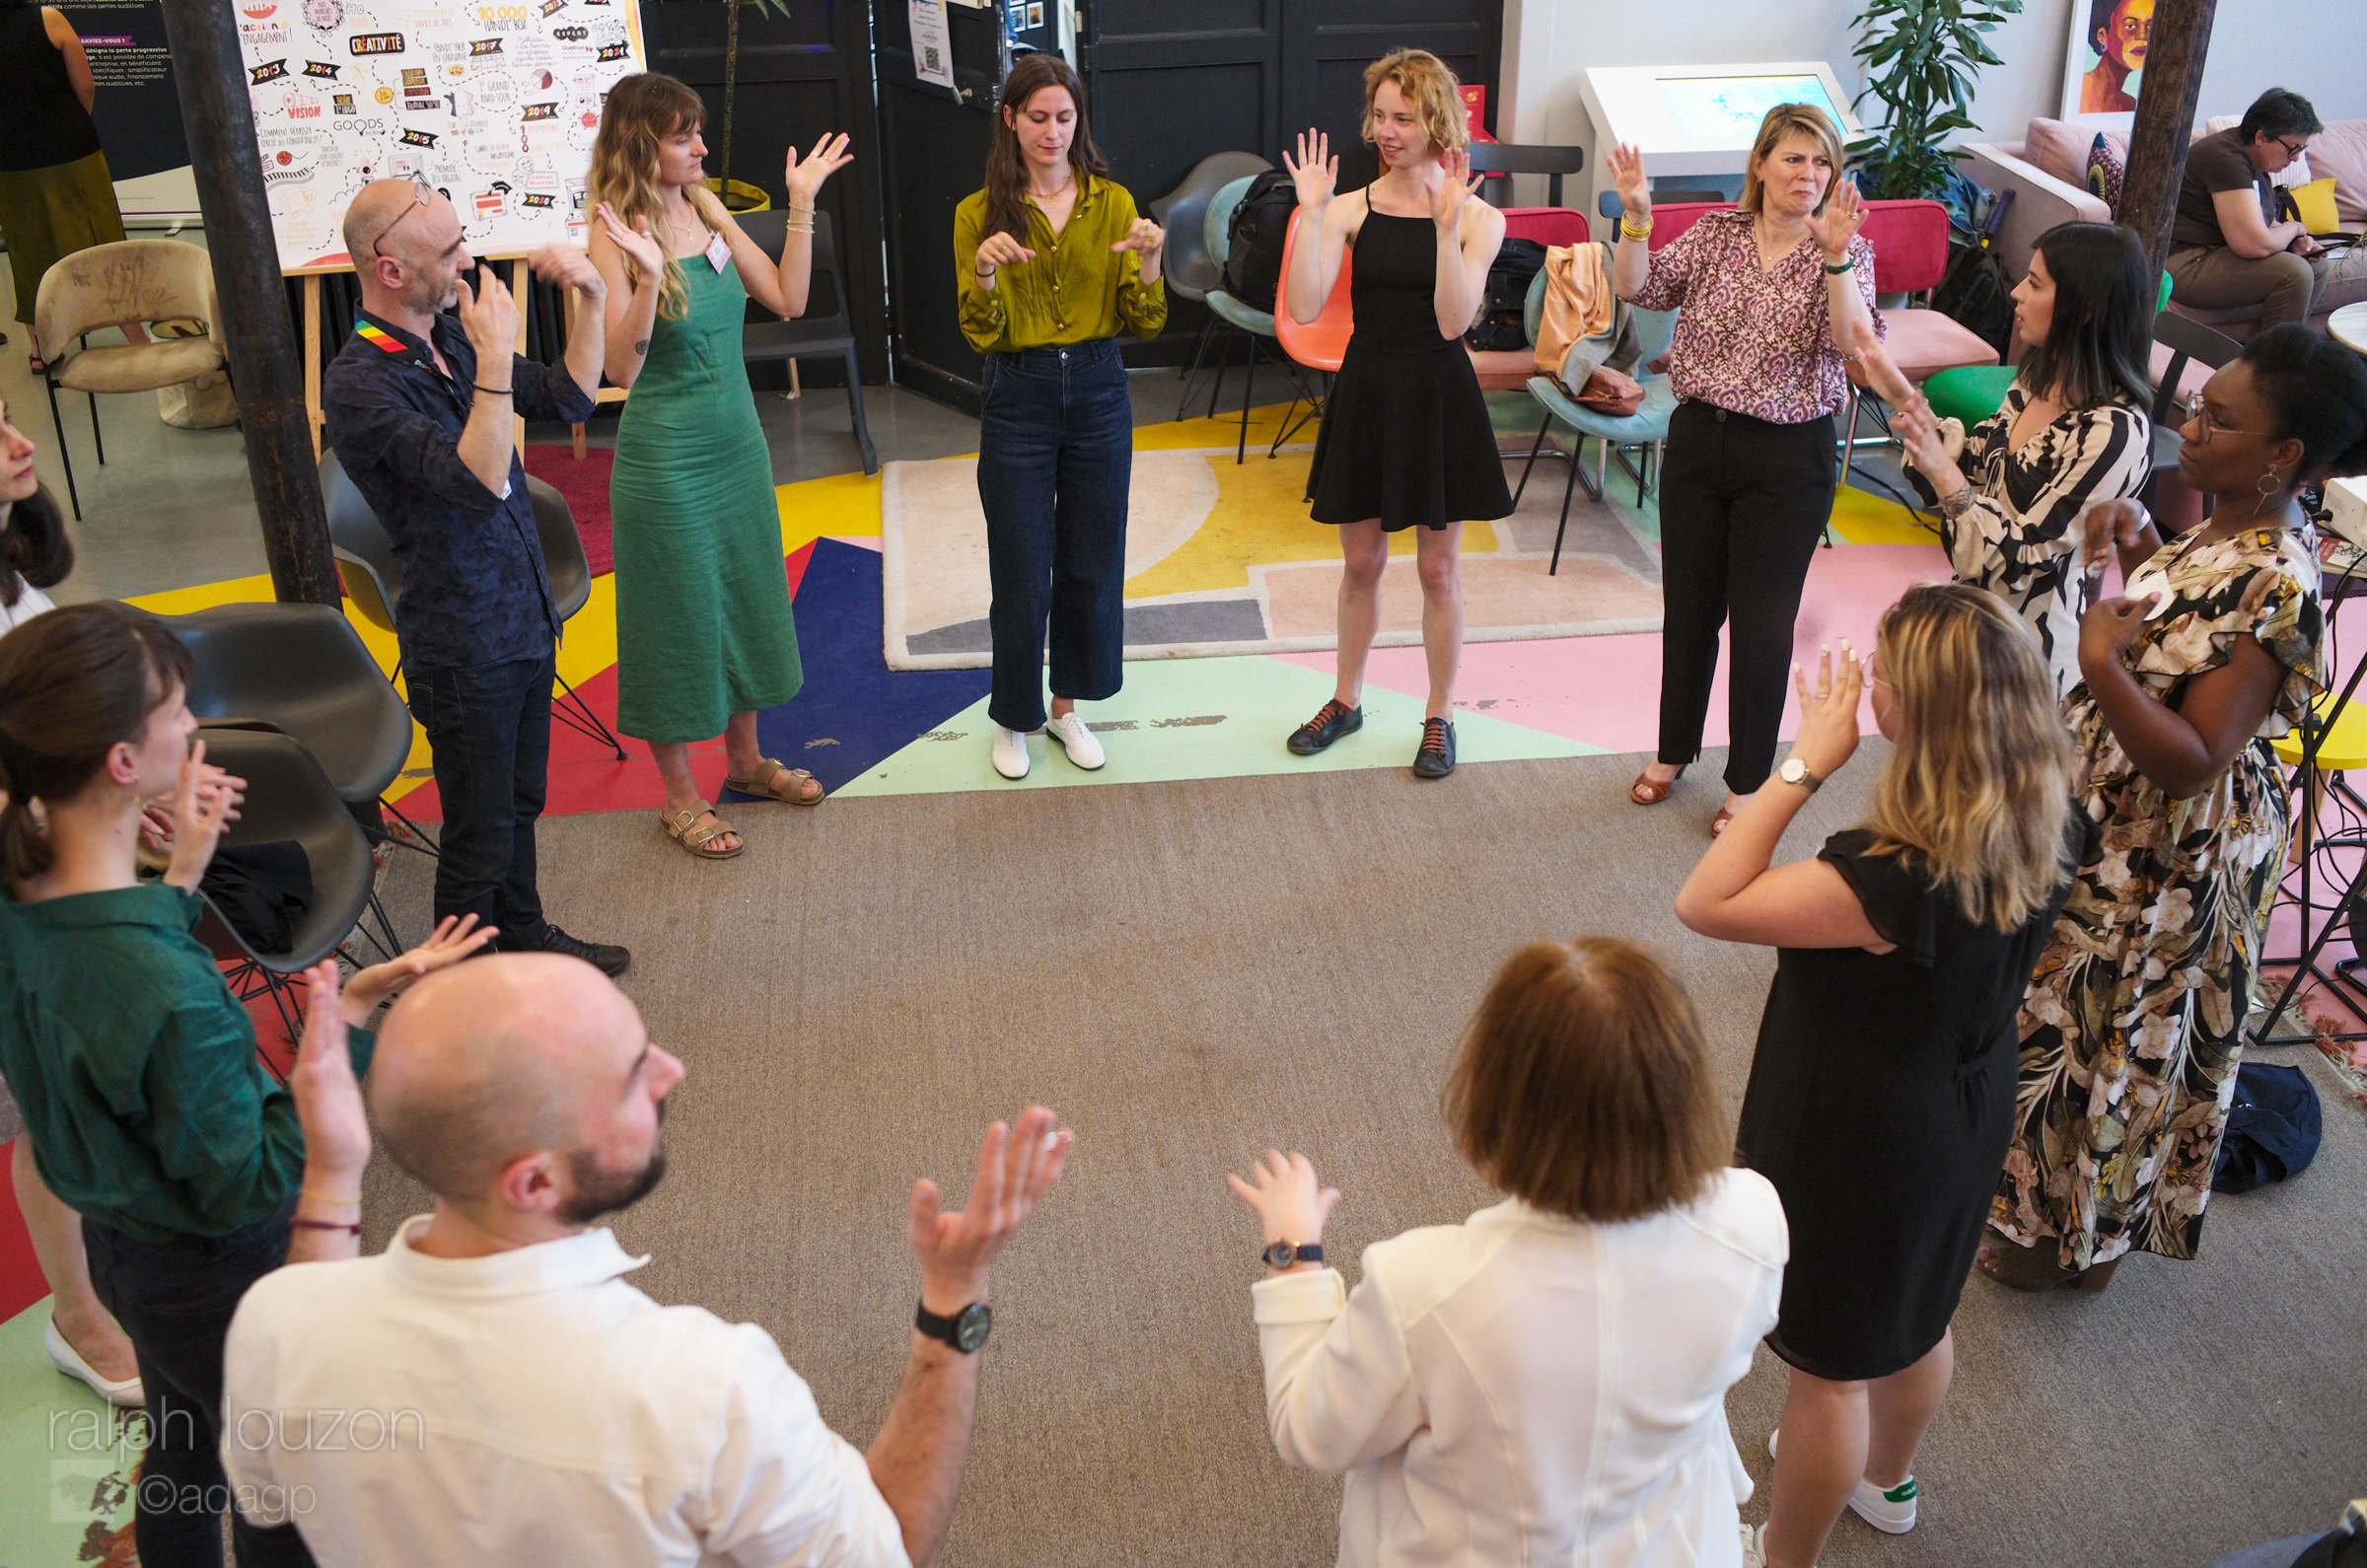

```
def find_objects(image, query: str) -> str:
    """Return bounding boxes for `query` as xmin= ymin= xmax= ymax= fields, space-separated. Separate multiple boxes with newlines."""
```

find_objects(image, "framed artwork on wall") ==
xmin=2060 ymin=0 xmax=2151 ymax=118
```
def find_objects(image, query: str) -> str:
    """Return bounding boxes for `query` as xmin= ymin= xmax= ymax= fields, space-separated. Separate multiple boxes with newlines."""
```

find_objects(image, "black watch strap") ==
xmin=915 ymin=1300 xmax=992 ymax=1353
xmin=1260 ymin=1241 xmax=1324 ymax=1269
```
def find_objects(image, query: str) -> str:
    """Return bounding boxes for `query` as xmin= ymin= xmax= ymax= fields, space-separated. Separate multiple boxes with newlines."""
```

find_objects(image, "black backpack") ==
xmin=1467 ymin=237 xmax=1546 ymax=351
xmin=1930 ymin=184 xmax=2017 ymax=358
xmin=1222 ymin=170 xmax=1297 ymax=313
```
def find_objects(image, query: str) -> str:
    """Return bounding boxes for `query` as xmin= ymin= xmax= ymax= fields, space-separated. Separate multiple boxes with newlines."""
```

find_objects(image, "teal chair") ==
xmin=1514 ymin=303 xmax=1682 ymax=574
xmin=1203 ymin=175 xmax=1287 ymax=463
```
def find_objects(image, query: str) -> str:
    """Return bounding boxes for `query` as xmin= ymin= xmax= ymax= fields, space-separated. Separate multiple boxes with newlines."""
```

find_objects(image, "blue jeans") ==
xmin=403 ymin=651 xmax=553 ymax=951
xmin=976 ymin=337 xmax=1132 ymax=733
xmin=84 ymin=1212 xmax=314 ymax=1567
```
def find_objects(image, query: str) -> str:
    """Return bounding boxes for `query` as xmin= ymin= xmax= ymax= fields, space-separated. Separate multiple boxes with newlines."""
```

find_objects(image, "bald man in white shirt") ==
xmin=220 ymin=955 xmax=1071 ymax=1568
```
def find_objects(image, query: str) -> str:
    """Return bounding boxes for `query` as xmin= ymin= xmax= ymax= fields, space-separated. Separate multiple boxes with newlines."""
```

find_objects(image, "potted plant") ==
xmin=663 ymin=0 xmax=784 ymax=211
xmin=1846 ymin=0 xmax=2023 ymax=200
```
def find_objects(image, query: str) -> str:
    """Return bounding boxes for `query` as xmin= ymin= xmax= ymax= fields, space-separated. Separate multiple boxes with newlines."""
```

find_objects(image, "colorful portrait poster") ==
xmin=2061 ymin=0 xmax=2151 ymax=118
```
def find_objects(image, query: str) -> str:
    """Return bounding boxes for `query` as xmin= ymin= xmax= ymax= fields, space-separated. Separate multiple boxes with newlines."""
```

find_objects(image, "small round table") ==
xmin=2331 ymin=300 xmax=2367 ymax=359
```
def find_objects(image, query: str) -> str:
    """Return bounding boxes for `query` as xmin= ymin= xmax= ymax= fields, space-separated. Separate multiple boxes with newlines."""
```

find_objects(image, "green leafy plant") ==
xmin=1847 ymin=0 xmax=2023 ymax=199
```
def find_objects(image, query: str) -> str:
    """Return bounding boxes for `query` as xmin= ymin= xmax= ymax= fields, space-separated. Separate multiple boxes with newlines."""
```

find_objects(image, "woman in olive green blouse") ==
xmin=954 ymin=50 xmax=1164 ymax=782
xmin=0 ymin=604 xmax=486 ymax=1565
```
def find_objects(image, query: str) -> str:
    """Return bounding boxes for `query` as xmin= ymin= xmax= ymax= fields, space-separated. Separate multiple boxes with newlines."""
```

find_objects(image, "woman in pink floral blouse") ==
xmin=1609 ymin=104 xmax=1888 ymax=835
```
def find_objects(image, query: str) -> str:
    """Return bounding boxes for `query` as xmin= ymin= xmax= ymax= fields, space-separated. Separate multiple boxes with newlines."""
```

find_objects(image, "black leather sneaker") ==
xmin=1288 ymin=698 xmax=1364 ymax=755
xmin=1412 ymin=718 xmax=1456 ymax=780
xmin=538 ymin=924 xmax=632 ymax=977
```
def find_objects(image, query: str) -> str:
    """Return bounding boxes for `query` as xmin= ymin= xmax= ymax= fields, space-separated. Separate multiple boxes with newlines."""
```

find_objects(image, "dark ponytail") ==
xmin=2243 ymin=322 xmax=2367 ymax=484
xmin=0 ymin=483 xmax=72 ymax=610
xmin=0 ymin=603 xmax=193 ymax=883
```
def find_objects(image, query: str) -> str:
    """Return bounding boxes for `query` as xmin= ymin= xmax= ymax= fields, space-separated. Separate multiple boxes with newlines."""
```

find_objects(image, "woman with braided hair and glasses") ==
xmin=1987 ymin=322 xmax=2365 ymax=1293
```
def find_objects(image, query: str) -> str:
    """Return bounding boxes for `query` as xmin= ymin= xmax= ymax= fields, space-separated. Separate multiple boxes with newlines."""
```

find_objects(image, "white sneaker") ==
xmin=1041 ymin=711 xmax=1106 ymax=769
xmin=1768 ymin=1427 xmax=1916 ymax=1533
xmin=46 ymin=1319 xmax=144 ymax=1408
xmin=1740 ymin=1523 xmax=1766 ymax=1568
xmin=991 ymin=726 xmax=1031 ymax=780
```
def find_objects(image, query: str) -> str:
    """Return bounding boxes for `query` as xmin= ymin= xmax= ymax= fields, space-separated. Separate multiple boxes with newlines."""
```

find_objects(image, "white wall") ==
xmin=1498 ymin=0 xmax=2367 ymax=210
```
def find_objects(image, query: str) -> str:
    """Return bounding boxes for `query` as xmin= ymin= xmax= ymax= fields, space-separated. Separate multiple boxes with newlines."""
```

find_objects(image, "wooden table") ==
xmin=2332 ymin=300 xmax=2367 ymax=359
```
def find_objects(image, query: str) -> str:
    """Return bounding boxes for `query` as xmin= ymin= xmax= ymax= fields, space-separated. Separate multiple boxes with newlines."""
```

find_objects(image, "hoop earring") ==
xmin=2250 ymin=467 xmax=2282 ymax=519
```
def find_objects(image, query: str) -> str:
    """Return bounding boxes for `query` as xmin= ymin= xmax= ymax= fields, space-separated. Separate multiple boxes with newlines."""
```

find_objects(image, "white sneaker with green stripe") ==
xmin=1766 ymin=1428 xmax=1918 ymax=1532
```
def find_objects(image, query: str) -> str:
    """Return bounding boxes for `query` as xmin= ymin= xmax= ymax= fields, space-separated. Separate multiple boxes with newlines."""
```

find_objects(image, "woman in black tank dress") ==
xmin=1279 ymin=48 xmax=1513 ymax=780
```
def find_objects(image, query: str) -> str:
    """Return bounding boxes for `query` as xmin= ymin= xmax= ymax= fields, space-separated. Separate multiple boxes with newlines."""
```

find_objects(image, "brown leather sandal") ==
xmin=1711 ymin=805 xmax=1738 ymax=837
xmin=724 ymin=755 xmax=825 ymax=807
xmin=1630 ymin=764 xmax=1685 ymax=805
xmin=662 ymin=803 xmax=743 ymax=860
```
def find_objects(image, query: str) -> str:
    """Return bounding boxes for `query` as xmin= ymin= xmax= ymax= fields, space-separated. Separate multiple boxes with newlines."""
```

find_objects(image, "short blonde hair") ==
xmin=1864 ymin=583 xmax=2076 ymax=930
xmin=1443 ymin=938 xmax=1726 ymax=1225
xmin=1739 ymin=102 xmax=1847 ymax=216
xmin=1362 ymin=48 xmax=1468 ymax=159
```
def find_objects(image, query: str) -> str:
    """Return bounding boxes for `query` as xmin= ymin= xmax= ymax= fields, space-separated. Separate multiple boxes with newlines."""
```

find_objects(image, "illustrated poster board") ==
xmin=237 ymin=0 xmax=650 ymax=272
xmin=2059 ymin=0 xmax=2150 ymax=119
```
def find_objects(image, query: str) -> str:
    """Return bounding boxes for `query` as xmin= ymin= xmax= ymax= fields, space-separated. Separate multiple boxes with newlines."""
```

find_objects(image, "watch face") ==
xmin=1781 ymin=759 xmax=1805 ymax=782
xmin=954 ymin=1303 xmax=992 ymax=1353
xmin=1261 ymin=1242 xmax=1295 ymax=1268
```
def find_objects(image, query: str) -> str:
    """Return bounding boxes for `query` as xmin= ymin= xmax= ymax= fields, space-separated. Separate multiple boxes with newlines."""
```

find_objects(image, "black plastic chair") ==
xmin=738 ymin=208 xmax=879 ymax=476
xmin=1149 ymin=151 xmax=1274 ymax=420
xmin=186 ymin=727 xmax=392 ymax=1064
xmin=2146 ymin=309 xmax=2243 ymax=497
xmin=124 ymin=599 xmax=425 ymax=854
xmin=1467 ymin=142 xmax=1586 ymax=208
xmin=528 ymin=474 xmax=629 ymax=758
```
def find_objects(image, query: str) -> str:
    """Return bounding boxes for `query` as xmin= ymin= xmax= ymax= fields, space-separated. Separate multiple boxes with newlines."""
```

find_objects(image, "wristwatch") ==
xmin=1777 ymin=756 xmax=1823 ymax=794
xmin=915 ymin=1300 xmax=992 ymax=1353
xmin=1260 ymin=1241 xmax=1324 ymax=1269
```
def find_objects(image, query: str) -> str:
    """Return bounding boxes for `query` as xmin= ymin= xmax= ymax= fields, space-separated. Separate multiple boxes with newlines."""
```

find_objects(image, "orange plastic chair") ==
xmin=1270 ymin=207 xmax=1354 ymax=453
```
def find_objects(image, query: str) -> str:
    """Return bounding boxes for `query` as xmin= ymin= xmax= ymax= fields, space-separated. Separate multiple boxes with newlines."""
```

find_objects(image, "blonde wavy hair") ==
xmin=1863 ymin=583 xmax=2075 ymax=931
xmin=1738 ymin=102 xmax=1847 ymax=216
xmin=1362 ymin=48 xmax=1468 ymax=159
xmin=587 ymin=72 xmax=708 ymax=321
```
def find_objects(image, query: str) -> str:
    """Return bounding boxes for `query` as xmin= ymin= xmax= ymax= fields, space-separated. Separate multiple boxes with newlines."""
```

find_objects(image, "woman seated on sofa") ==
xmin=1229 ymin=936 xmax=1787 ymax=1568
xmin=1888 ymin=221 xmax=2155 ymax=696
xmin=2167 ymin=87 xmax=2365 ymax=330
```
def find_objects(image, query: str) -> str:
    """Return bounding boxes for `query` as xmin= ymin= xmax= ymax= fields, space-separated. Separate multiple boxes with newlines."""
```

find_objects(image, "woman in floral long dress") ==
xmin=1986 ymin=324 xmax=2367 ymax=1291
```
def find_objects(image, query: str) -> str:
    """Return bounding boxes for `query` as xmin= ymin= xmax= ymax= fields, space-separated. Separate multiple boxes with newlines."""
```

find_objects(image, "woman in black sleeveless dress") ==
xmin=1279 ymin=49 xmax=1513 ymax=780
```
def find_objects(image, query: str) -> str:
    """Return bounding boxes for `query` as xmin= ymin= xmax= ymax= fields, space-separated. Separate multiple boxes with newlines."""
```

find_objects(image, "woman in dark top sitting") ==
xmin=1278 ymin=47 xmax=1513 ymax=781
xmin=0 ymin=0 xmax=145 ymax=369
xmin=0 ymin=604 xmax=487 ymax=1566
xmin=1677 ymin=584 xmax=2082 ymax=1568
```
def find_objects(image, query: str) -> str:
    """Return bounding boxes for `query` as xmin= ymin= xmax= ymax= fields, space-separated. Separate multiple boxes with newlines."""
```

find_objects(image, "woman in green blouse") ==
xmin=0 ymin=604 xmax=485 ymax=1567
xmin=954 ymin=51 xmax=1165 ymax=781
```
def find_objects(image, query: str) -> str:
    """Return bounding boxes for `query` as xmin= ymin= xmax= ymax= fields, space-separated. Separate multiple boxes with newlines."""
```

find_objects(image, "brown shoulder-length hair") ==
xmin=1443 ymin=937 xmax=1726 ymax=1225
xmin=1362 ymin=48 xmax=1468 ymax=159
xmin=982 ymin=52 xmax=1108 ymax=246
xmin=1864 ymin=583 xmax=2075 ymax=929
xmin=587 ymin=72 xmax=707 ymax=321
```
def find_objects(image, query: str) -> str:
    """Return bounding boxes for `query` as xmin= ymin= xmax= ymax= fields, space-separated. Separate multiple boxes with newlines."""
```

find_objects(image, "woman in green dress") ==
xmin=587 ymin=71 xmax=851 ymax=860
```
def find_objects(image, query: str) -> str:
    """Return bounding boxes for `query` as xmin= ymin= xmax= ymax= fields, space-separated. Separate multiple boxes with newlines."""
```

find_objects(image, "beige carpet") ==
xmin=879 ymin=444 xmax=1663 ymax=670
xmin=360 ymin=749 xmax=2367 ymax=1568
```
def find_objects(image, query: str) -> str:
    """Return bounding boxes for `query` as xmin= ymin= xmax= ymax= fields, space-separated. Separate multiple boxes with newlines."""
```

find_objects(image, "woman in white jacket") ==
xmin=1230 ymin=937 xmax=1788 ymax=1567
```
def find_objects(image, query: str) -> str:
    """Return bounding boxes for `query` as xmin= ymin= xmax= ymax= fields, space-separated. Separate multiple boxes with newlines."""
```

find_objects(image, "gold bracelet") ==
xmin=1619 ymin=216 xmax=1653 ymax=239
xmin=300 ymin=1186 xmax=360 ymax=1206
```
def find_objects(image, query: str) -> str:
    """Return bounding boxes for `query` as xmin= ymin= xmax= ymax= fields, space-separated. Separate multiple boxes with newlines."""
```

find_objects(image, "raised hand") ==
xmin=1809 ymin=178 xmax=1866 ymax=260
xmin=1788 ymin=642 xmax=1864 ymax=780
xmin=972 ymin=230 xmax=1037 ymax=276
xmin=1606 ymin=142 xmax=1650 ymax=223
xmin=163 ymin=738 xmax=245 ymax=891
xmin=907 ymin=1107 xmax=1073 ymax=1312
xmin=527 ymin=241 xmax=606 ymax=300
xmin=341 ymin=913 xmax=497 ymax=1023
xmin=1226 ymin=1150 xmax=1340 ymax=1256
xmin=292 ymin=961 xmax=372 ymax=1185
xmin=1284 ymin=128 xmax=1337 ymax=211
xmin=1431 ymin=148 xmax=1482 ymax=230
xmin=1892 ymin=400 xmax=1954 ymax=477
xmin=2080 ymin=498 xmax=2157 ymax=581
xmin=595 ymin=202 xmax=667 ymax=277
xmin=454 ymin=262 xmax=521 ymax=361
xmin=784 ymin=131 xmax=854 ymax=208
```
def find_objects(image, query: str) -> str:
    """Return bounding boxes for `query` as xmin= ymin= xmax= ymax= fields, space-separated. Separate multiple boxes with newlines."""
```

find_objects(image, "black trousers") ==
xmin=403 ymin=650 xmax=554 ymax=952
xmin=1656 ymin=400 xmax=1838 ymax=793
xmin=83 ymin=1212 xmax=314 ymax=1567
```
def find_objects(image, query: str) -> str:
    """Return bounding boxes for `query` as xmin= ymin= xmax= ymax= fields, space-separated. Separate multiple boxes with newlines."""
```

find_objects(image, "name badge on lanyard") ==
xmin=705 ymin=232 xmax=732 ymax=273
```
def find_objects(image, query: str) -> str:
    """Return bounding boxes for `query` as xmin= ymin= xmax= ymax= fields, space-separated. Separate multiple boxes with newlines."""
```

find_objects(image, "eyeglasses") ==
xmin=367 ymin=179 xmax=431 ymax=259
xmin=2180 ymin=389 xmax=2276 ymax=446
xmin=2272 ymin=136 xmax=2311 ymax=160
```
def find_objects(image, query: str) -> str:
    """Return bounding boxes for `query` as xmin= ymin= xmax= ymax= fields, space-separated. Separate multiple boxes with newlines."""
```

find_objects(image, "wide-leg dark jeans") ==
xmin=84 ymin=1212 xmax=313 ymax=1567
xmin=976 ymin=337 xmax=1133 ymax=734
xmin=403 ymin=650 xmax=553 ymax=951
xmin=1655 ymin=400 xmax=1838 ymax=793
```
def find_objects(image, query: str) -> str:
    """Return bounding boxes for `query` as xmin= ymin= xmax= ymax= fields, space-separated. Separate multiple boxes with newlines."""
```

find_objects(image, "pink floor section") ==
xmin=1282 ymin=541 xmax=1954 ymax=753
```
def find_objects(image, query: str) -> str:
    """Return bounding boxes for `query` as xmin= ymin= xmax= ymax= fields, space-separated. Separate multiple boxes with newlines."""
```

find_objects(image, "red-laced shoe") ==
xmin=1412 ymin=717 xmax=1456 ymax=780
xmin=1288 ymin=698 xmax=1363 ymax=755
